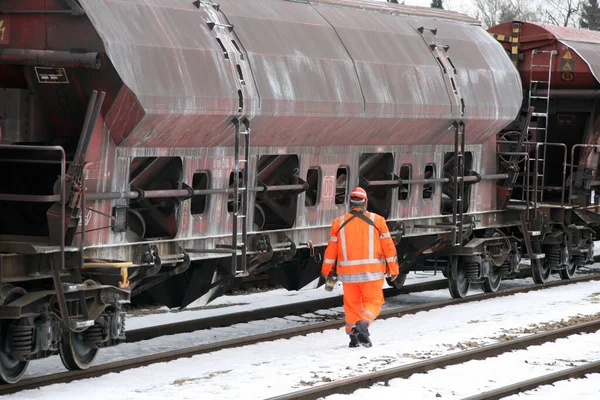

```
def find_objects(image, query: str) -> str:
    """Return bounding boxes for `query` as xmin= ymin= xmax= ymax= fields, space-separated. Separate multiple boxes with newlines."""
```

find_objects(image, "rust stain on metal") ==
xmin=77 ymin=0 xmax=520 ymax=148
xmin=488 ymin=21 xmax=600 ymax=88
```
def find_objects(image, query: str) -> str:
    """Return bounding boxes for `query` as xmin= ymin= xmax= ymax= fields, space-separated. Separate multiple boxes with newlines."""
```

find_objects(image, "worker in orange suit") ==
xmin=322 ymin=187 xmax=399 ymax=348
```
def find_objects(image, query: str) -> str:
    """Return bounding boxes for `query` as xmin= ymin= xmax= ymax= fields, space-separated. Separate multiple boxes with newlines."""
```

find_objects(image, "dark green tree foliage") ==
xmin=431 ymin=0 xmax=444 ymax=9
xmin=387 ymin=0 xmax=399 ymax=4
xmin=581 ymin=0 xmax=600 ymax=30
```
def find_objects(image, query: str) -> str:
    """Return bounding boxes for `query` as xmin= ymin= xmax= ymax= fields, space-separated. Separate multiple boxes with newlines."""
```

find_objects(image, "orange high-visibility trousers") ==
xmin=342 ymin=279 xmax=385 ymax=335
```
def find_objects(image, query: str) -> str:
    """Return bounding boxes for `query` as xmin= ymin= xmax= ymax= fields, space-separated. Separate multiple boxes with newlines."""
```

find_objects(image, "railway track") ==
xmin=126 ymin=278 xmax=448 ymax=342
xmin=126 ymin=273 xmax=598 ymax=343
xmin=2 ymin=274 xmax=599 ymax=395
xmin=464 ymin=360 xmax=600 ymax=400
xmin=267 ymin=320 xmax=600 ymax=400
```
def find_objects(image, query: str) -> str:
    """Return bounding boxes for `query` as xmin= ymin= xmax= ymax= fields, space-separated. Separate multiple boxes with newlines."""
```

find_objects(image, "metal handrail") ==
xmin=498 ymin=141 xmax=567 ymax=207
xmin=497 ymin=152 xmax=530 ymax=219
xmin=533 ymin=142 xmax=567 ymax=207
xmin=0 ymin=144 xmax=67 ymax=320
xmin=81 ymin=163 xmax=90 ymax=268
xmin=569 ymin=144 xmax=600 ymax=206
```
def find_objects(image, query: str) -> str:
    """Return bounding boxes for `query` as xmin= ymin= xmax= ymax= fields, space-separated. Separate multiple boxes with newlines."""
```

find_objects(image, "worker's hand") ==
xmin=390 ymin=275 xmax=398 ymax=282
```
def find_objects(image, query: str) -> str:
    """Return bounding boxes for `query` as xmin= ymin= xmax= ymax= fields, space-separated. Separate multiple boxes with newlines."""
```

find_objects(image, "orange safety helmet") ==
xmin=349 ymin=187 xmax=368 ymax=201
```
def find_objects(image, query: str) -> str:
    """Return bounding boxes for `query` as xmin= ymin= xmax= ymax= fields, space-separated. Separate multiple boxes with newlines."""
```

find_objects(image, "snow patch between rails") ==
xmin=8 ymin=279 xmax=600 ymax=400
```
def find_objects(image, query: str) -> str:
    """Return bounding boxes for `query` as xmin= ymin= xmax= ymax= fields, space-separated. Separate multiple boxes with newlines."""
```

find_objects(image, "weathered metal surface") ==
xmin=488 ymin=22 xmax=600 ymax=88
xmin=0 ymin=0 xmax=517 ymax=267
xmin=0 ymin=88 xmax=50 ymax=143
xmin=0 ymin=1 xmax=518 ymax=302
xmin=312 ymin=0 xmax=478 ymax=23
xmin=559 ymin=39 xmax=600 ymax=84
xmin=78 ymin=0 xmax=242 ymax=148
xmin=0 ymin=49 xmax=101 ymax=68
xmin=79 ymin=140 xmax=503 ymax=265
xmin=74 ymin=0 xmax=520 ymax=147
xmin=488 ymin=21 xmax=600 ymax=174
xmin=225 ymin=0 xmax=520 ymax=146
xmin=538 ymin=22 xmax=600 ymax=84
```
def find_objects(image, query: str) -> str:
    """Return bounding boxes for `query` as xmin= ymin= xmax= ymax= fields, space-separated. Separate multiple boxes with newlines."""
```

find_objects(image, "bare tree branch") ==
xmin=474 ymin=0 xmax=544 ymax=28
xmin=546 ymin=0 xmax=581 ymax=27
xmin=546 ymin=11 xmax=561 ymax=26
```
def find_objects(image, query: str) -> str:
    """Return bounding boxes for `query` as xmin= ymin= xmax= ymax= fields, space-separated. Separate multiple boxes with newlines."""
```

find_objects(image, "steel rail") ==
xmin=463 ymin=360 xmax=600 ymax=400
xmin=125 ymin=279 xmax=449 ymax=342
xmin=1 ymin=274 xmax=599 ymax=395
xmin=266 ymin=320 xmax=600 ymax=400
xmin=126 ymin=273 xmax=600 ymax=343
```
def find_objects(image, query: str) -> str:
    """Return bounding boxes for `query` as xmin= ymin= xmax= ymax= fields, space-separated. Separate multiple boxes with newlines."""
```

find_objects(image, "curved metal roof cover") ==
xmin=307 ymin=0 xmax=479 ymax=23
xmin=529 ymin=22 xmax=600 ymax=83
xmin=79 ymin=0 xmax=520 ymax=146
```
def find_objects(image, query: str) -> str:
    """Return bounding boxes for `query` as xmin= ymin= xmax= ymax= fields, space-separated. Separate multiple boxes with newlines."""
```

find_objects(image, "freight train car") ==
xmin=488 ymin=21 xmax=600 ymax=282
xmin=0 ymin=0 xmax=595 ymax=383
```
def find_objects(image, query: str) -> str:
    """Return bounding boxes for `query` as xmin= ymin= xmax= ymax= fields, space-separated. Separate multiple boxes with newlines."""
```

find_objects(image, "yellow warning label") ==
xmin=563 ymin=50 xmax=573 ymax=59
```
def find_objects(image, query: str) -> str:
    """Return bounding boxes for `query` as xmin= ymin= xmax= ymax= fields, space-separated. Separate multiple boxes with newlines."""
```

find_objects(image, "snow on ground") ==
xmin=125 ymin=271 xmax=442 ymax=330
xmin=127 ymin=244 xmax=600 ymax=330
xmin=505 ymin=373 xmax=600 ymax=399
xmin=6 ymin=277 xmax=600 ymax=400
xmin=327 ymin=331 xmax=600 ymax=399
xmin=21 ymin=272 xmax=455 ymax=379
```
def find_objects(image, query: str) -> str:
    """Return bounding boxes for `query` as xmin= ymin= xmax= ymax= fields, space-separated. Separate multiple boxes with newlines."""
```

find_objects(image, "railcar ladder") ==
xmin=451 ymin=120 xmax=466 ymax=247
xmin=231 ymin=117 xmax=250 ymax=276
xmin=527 ymin=49 xmax=557 ymax=204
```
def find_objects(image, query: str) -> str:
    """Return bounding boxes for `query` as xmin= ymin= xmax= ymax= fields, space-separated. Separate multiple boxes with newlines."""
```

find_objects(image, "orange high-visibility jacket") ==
xmin=321 ymin=208 xmax=399 ymax=282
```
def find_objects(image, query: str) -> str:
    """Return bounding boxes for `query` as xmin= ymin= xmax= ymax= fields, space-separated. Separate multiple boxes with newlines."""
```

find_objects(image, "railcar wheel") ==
xmin=482 ymin=267 xmax=501 ymax=293
xmin=558 ymin=259 xmax=577 ymax=280
xmin=0 ymin=286 xmax=29 ymax=384
xmin=386 ymin=272 xmax=408 ymax=289
xmin=59 ymin=330 xmax=98 ymax=371
xmin=448 ymin=257 xmax=470 ymax=299
xmin=531 ymin=258 xmax=551 ymax=284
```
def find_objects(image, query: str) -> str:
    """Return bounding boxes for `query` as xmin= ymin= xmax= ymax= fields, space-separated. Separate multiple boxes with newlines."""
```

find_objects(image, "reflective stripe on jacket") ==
xmin=321 ymin=208 xmax=399 ymax=283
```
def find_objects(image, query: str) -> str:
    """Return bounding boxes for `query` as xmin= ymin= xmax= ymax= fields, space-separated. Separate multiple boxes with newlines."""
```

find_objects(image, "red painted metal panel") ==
xmin=539 ymin=24 xmax=600 ymax=44
xmin=488 ymin=22 xmax=599 ymax=89
xmin=105 ymin=86 xmax=144 ymax=145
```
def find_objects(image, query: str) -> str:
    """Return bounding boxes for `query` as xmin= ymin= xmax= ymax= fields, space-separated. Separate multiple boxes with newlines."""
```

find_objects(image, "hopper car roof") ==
xmin=2 ymin=0 xmax=521 ymax=147
xmin=300 ymin=0 xmax=479 ymax=23
xmin=488 ymin=21 xmax=600 ymax=89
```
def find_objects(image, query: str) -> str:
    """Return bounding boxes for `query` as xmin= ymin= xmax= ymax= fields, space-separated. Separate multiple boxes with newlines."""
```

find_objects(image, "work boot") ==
xmin=353 ymin=321 xmax=372 ymax=348
xmin=348 ymin=335 xmax=360 ymax=348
